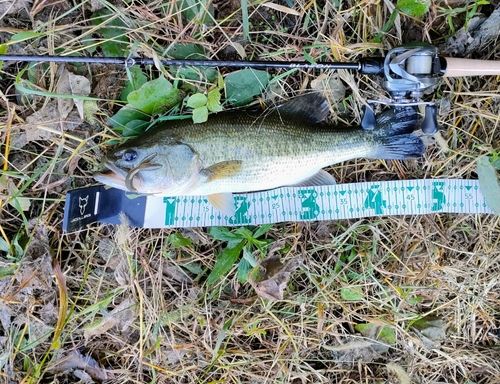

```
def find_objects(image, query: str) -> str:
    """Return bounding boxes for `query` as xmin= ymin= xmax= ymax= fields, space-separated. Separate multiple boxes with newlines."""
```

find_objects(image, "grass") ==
xmin=0 ymin=0 xmax=500 ymax=383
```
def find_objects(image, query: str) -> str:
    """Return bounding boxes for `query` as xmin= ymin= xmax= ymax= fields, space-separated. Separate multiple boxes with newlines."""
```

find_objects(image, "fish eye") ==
xmin=123 ymin=149 xmax=138 ymax=162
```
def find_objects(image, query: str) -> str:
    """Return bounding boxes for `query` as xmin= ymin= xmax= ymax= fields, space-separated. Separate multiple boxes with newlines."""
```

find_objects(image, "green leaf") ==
xmin=166 ymin=43 xmax=207 ymax=59
xmin=0 ymin=237 xmax=10 ymax=253
xmin=108 ymin=105 xmax=150 ymax=129
xmin=0 ymin=44 xmax=6 ymax=72
xmin=411 ymin=315 xmax=446 ymax=341
xmin=0 ymin=265 xmax=16 ymax=278
xmin=477 ymin=155 xmax=500 ymax=214
xmin=207 ymin=88 xmax=223 ymax=112
xmin=234 ymin=227 xmax=254 ymax=240
xmin=396 ymin=0 xmax=430 ymax=16
xmin=491 ymin=157 xmax=500 ymax=170
xmin=378 ymin=326 xmax=397 ymax=344
xmin=209 ymin=227 xmax=241 ymax=242
xmin=225 ymin=69 xmax=270 ymax=106
xmin=237 ymin=257 xmax=252 ymax=283
xmin=408 ymin=296 xmax=424 ymax=304
xmin=187 ymin=93 xmax=208 ymax=108
xmin=127 ymin=76 xmax=182 ymax=114
xmin=218 ymin=73 xmax=224 ymax=90
xmin=303 ymin=50 xmax=316 ymax=65
xmin=81 ymin=37 xmax=97 ymax=54
xmin=206 ymin=240 xmax=245 ymax=285
xmin=176 ymin=0 xmax=213 ymax=24
xmin=241 ymin=244 xmax=258 ymax=267
xmin=355 ymin=323 xmax=396 ymax=344
xmin=192 ymin=106 xmax=208 ymax=124
xmin=102 ymin=41 xmax=126 ymax=58
xmin=340 ymin=287 xmax=364 ymax=301
xmin=10 ymin=197 xmax=30 ymax=212
xmin=121 ymin=119 xmax=150 ymax=137
xmin=167 ymin=232 xmax=193 ymax=248
xmin=121 ymin=66 xmax=148 ymax=101
xmin=91 ymin=9 xmax=130 ymax=57
xmin=182 ymin=262 xmax=203 ymax=275
xmin=11 ymin=31 xmax=43 ymax=41
xmin=172 ymin=66 xmax=218 ymax=82
xmin=252 ymin=224 xmax=273 ymax=239
xmin=250 ymin=237 xmax=273 ymax=255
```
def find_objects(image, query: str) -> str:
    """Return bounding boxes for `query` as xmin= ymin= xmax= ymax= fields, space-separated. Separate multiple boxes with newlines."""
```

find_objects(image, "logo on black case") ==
xmin=79 ymin=196 xmax=89 ymax=215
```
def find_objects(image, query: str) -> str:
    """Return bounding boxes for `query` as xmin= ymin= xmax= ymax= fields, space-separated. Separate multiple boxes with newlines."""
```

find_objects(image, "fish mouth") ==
xmin=93 ymin=158 xmax=132 ymax=191
xmin=93 ymin=154 xmax=160 ymax=193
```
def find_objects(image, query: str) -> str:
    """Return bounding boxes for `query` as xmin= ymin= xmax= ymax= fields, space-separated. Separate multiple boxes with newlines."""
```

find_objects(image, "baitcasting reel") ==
xmin=360 ymin=44 xmax=443 ymax=133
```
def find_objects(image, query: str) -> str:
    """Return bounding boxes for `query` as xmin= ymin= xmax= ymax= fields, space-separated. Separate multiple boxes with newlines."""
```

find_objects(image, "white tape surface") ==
xmin=142 ymin=179 xmax=494 ymax=228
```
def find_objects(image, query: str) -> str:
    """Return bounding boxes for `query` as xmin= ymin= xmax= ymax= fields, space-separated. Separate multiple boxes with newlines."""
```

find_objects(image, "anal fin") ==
xmin=207 ymin=193 xmax=235 ymax=215
xmin=288 ymin=169 xmax=336 ymax=187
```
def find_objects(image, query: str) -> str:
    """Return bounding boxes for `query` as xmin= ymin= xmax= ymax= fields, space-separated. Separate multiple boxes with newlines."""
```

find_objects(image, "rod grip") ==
xmin=442 ymin=57 xmax=500 ymax=77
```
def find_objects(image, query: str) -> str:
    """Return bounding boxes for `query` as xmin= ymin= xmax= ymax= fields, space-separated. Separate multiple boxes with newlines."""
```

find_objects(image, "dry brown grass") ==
xmin=0 ymin=0 xmax=499 ymax=383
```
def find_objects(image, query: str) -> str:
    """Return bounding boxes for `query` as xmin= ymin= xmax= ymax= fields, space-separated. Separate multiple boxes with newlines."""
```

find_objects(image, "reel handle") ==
xmin=442 ymin=57 xmax=500 ymax=77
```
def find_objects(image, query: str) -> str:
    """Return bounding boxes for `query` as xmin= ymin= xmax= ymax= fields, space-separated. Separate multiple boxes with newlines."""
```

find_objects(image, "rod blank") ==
xmin=0 ymin=54 xmax=361 ymax=70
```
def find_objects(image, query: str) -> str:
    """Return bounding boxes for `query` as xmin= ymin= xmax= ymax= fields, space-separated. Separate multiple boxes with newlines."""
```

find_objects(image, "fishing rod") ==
xmin=2 ymin=43 xmax=500 ymax=133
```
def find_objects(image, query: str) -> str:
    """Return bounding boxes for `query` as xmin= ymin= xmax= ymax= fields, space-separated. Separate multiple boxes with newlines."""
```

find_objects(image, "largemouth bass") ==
xmin=94 ymin=94 xmax=425 ymax=214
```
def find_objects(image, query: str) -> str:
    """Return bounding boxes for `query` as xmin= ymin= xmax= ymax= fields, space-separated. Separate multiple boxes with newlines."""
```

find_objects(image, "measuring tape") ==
xmin=63 ymin=179 xmax=494 ymax=231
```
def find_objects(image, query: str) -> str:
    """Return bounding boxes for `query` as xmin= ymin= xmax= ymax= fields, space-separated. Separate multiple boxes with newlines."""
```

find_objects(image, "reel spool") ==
xmin=383 ymin=44 xmax=441 ymax=99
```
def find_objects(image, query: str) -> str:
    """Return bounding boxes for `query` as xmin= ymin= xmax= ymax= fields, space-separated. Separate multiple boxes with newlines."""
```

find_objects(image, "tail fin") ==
xmin=374 ymin=106 xmax=420 ymax=136
xmin=371 ymin=107 xmax=426 ymax=160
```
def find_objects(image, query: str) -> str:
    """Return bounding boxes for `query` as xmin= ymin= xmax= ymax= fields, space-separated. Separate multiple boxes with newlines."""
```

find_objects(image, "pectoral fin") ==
xmin=202 ymin=160 xmax=242 ymax=182
xmin=207 ymin=193 xmax=235 ymax=215
xmin=289 ymin=169 xmax=336 ymax=187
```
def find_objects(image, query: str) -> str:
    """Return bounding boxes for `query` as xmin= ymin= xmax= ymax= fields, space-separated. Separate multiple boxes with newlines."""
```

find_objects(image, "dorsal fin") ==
xmin=277 ymin=93 xmax=330 ymax=123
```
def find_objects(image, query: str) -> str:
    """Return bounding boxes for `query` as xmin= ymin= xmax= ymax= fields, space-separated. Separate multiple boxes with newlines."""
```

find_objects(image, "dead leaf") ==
xmin=261 ymin=2 xmax=300 ymax=16
xmin=162 ymin=262 xmax=193 ymax=284
xmin=179 ymin=228 xmax=210 ymax=245
xmin=84 ymin=298 xmax=137 ymax=339
xmin=322 ymin=340 xmax=374 ymax=352
xmin=439 ymin=8 xmax=500 ymax=56
xmin=162 ymin=346 xmax=188 ymax=365
xmin=89 ymin=0 xmax=105 ymax=12
xmin=39 ymin=301 xmax=59 ymax=325
xmin=56 ymin=68 xmax=74 ymax=120
xmin=231 ymin=41 xmax=246 ymax=59
xmin=412 ymin=316 xmax=447 ymax=342
xmin=324 ymin=336 xmax=381 ymax=364
xmin=386 ymin=362 xmax=411 ymax=384
xmin=73 ymin=369 xmax=94 ymax=382
xmin=12 ymin=101 xmax=81 ymax=149
xmin=0 ymin=0 xmax=30 ymax=15
xmin=48 ymin=350 xmax=113 ymax=381
xmin=69 ymin=73 xmax=91 ymax=120
xmin=16 ymin=253 xmax=53 ymax=292
xmin=248 ymin=255 xmax=301 ymax=300
xmin=56 ymin=67 xmax=91 ymax=121
xmin=0 ymin=302 xmax=13 ymax=330
xmin=311 ymin=72 xmax=346 ymax=105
